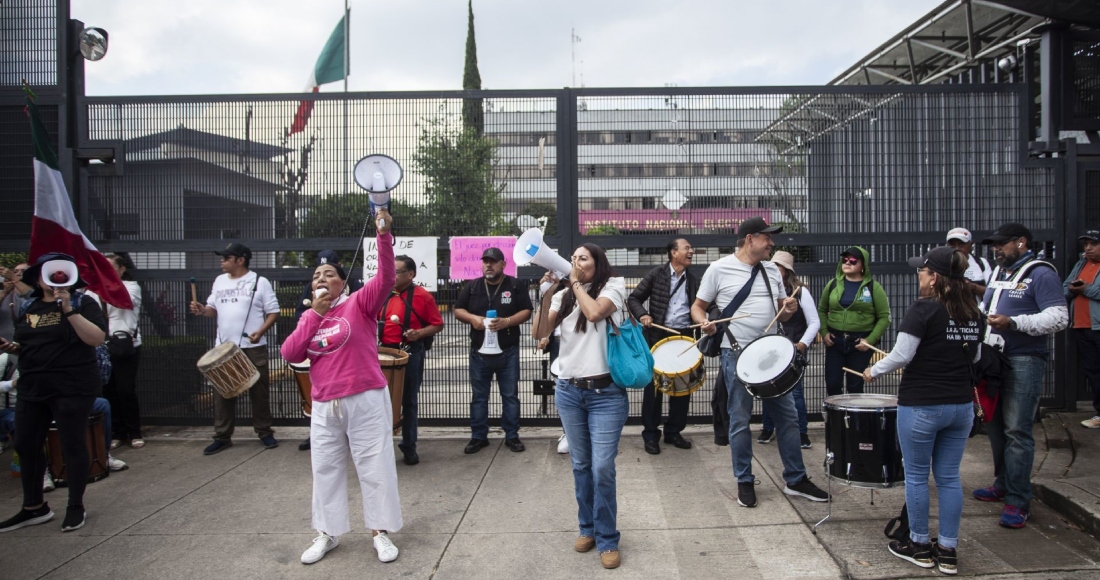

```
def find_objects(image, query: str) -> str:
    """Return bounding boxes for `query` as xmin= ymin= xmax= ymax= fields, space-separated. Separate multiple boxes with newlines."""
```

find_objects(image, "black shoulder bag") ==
xmin=402 ymin=287 xmax=434 ymax=351
xmin=698 ymin=264 xmax=763 ymax=358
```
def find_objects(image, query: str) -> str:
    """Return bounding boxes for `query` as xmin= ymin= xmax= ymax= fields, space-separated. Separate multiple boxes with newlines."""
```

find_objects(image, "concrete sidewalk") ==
xmin=2 ymin=420 xmax=1099 ymax=579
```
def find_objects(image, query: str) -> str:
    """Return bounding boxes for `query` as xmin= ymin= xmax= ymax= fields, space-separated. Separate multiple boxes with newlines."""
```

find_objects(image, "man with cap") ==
xmin=454 ymin=247 xmax=533 ymax=454
xmin=973 ymin=223 xmax=1068 ymax=528
xmin=628 ymin=238 xmax=701 ymax=455
xmin=189 ymin=243 xmax=281 ymax=455
xmin=1065 ymin=229 xmax=1100 ymax=429
xmin=691 ymin=217 xmax=829 ymax=508
xmin=946 ymin=227 xmax=992 ymax=300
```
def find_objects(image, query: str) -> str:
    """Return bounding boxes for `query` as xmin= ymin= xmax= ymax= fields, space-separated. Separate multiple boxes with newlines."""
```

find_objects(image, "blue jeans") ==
xmin=0 ymin=408 xmax=13 ymax=443
xmin=721 ymin=348 xmax=807 ymax=485
xmin=469 ymin=345 xmax=520 ymax=440
xmin=555 ymin=379 xmax=628 ymax=552
xmin=92 ymin=397 xmax=113 ymax=455
xmin=897 ymin=403 xmax=973 ymax=549
xmin=762 ymin=363 xmax=808 ymax=435
xmin=399 ymin=343 xmax=425 ymax=452
xmin=824 ymin=332 xmax=874 ymax=396
xmin=987 ymin=355 xmax=1045 ymax=509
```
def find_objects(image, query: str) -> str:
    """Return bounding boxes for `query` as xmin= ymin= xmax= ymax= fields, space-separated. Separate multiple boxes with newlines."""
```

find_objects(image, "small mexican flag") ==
xmin=27 ymin=98 xmax=132 ymax=309
xmin=289 ymin=12 xmax=349 ymax=135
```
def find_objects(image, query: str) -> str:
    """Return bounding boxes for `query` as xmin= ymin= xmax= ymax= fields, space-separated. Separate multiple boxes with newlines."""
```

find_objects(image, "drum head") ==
xmin=824 ymin=393 xmax=899 ymax=410
xmin=651 ymin=336 xmax=701 ymax=375
xmin=197 ymin=341 xmax=238 ymax=367
xmin=735 ymin=335 xmax=794 ymax=385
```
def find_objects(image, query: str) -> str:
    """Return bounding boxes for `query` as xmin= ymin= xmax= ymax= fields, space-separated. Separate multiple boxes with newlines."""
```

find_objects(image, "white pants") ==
xmin=310 ymin=387 xmax=403 ymax=537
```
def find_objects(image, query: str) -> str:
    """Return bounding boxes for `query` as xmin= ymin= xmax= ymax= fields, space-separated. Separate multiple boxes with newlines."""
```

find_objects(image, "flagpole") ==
xmin=343 ymin=2 xmax=349 ymax=221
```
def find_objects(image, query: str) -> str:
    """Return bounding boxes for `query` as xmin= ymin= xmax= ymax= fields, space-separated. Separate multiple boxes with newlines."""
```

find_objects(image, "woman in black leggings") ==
xmin=0 ymin=253 xmax=107 ymax=533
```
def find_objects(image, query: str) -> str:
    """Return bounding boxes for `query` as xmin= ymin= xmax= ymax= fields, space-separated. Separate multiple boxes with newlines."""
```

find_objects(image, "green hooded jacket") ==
xmin=816 ymin=246 xmax=891 ymax=345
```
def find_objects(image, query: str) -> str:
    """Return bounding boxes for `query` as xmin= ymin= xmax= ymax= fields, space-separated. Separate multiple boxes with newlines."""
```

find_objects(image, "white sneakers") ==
xmin=108 ymin=455 xmax=128 ymax=471
xmin=557 ymin=433 xmax=569 ymax=454
xmin=300 ymin=532 xmax=398 ymax=564
xmin=43 ymin=472 xmax=55 ymax=492
xmin=301 ymin=533 xmax=338 ymax=564
xmin=1082 ymin=416 xmax=1100 ymax=429
xmin=373 ymin=532 xmax=399 ymax=562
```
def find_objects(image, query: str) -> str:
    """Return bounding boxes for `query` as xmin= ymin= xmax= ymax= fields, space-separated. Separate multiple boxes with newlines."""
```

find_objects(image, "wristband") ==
xmin=62 ymin=309 xmax=78 ymax=319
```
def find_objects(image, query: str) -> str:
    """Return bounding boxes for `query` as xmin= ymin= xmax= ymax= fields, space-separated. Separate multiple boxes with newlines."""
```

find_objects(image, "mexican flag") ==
xmin=289 ymin=12 xmax=348 ymax=135
xmin=27 ymin=98 xmax=132 ymax=309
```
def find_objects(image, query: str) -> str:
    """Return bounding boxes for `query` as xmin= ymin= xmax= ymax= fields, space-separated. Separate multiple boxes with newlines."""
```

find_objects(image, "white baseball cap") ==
xmin=946 ymin=227 xmax=972 ymax=243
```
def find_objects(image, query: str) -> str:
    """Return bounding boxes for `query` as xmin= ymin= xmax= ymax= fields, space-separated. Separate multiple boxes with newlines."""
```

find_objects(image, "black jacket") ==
xmin=628 ymin=263 xmax=702 ymax=346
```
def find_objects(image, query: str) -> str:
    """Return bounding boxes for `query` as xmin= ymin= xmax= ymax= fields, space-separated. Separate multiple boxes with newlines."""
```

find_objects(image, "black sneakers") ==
xmin=464 ymin=438 xmax=489 ymax=454
xmin=783 ymin=477 xmax=830 ymax=502
xmin=934 ymin=543 xmax=958 ymax=575
xmin=737 ymin=482 xmax=757 ymax=508
xmin=504 ymin=438 xmax=526 ymax=452
xmin=888 ymin=538 xmax=934 ymax=568
xmin=61 ymin=505 xmax=86 ymax=532
xmin=402 ymin=447 xmax=420 ymax=465
xmin=756 ymin=429 xmax=775 ymax=444
xmin=0 ymin=503 xmax=54 ymax=533
xmin=800 ymin=433 xmax=812 ymax=449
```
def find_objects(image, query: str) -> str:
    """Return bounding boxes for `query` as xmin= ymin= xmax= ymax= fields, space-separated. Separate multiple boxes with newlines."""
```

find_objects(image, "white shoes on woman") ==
xmin=557 ymin=433 xmax=569 ymax=454
xmin=373 ymin=532 xmax=399 ymax=562
xmin=300 ymin=531 xmax=398 ymax=564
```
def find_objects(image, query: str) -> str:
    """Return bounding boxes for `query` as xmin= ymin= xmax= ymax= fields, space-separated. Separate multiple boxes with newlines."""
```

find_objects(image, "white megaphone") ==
xmin=479 ymin=309 xmax=503 ymax=355
xmin=41 ymin=260 xmax=79 ymax=287
xmin=514 ymin=228 xmax=571 ymax=279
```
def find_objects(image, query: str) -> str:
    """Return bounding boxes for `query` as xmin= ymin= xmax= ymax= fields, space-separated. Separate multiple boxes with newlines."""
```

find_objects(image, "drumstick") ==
xmin=189 ymin=277 xmax=198 ymax=304
xmin=650 ymin=323 xmax=679 ymax=334
xmin=763 ymin=286 xmax=803 ymax=333
xmin=677 ymin=337 xmax=703 ymax=357
xmin=687 ymin=313 xmax=752 ymax=328
xmin=858 ymin=339 xmax=888 ymax=356
xmin=842 ymin=367 xmax=865 ymax=378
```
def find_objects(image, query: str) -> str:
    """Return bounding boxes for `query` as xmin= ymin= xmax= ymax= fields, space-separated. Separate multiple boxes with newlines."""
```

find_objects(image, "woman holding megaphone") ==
xmin=0 ymin=253 xmax=107 ymax=534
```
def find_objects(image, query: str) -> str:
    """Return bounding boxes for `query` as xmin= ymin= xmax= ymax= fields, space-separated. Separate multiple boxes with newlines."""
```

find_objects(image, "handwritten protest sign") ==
xmin=361 ymin=237 xmax=439 ymax=291
xmin=449 ymin=236 xmax=517 ymax=280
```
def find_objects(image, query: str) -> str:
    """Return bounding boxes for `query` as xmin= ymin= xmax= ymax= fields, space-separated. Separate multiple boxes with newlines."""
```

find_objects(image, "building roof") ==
xmin=125 ymin=126 xmax=292 ymax=159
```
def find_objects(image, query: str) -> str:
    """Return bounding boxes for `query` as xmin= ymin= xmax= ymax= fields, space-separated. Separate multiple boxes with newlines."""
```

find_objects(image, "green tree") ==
xmin=299 ymin=192 xmax=426 ymax=265
xmin=413 ymin=118 xmax=505 ymax=238
xmin=462 ymin=0 xmax=484 ymax=135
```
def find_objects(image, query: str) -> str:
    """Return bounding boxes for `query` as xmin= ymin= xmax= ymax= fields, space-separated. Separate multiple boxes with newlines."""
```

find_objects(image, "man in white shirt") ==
xmin=947 ymin=227 xmax=991 ymax=301
xmin=691 ymin=217 xmax=829 ymax=509
xmin=189 ymin=243 xmax=280 ymax=455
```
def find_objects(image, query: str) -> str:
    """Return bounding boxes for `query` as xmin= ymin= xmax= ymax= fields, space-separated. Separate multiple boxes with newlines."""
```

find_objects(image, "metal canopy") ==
xmin=829 ymin=0 xmax=1078 ymax=86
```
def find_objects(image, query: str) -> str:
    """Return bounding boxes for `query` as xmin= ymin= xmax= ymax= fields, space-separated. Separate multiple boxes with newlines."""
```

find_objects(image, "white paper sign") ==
xmin=361 ymin=237 xmax=439 ymax=292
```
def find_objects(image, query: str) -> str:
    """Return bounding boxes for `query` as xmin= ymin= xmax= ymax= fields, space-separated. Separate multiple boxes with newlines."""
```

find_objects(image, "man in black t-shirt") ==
xmin=454 ymin=247 xmax=533 ymax=454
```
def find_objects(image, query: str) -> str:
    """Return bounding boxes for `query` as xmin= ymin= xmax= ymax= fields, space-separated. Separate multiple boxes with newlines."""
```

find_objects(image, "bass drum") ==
xmin=823 ymin=394 xmax=904 ymax=488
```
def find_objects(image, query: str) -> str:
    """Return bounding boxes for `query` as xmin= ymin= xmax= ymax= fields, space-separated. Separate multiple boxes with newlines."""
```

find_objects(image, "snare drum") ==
xmin=823 ymin=394 xmax=904 ymax=488
xmin=288 ymin=359 xmax=312 ymax=417
xmin=47 ymin=412 xmax=109 ymax=487
xmin=735 ymin=334 xmax=804 ymax=399
xmin=197 ymin=342 xmax=260 ymax=398
xmin=378 ymin=347 xmax=409 ymax=430
xmin=650 ymin=336 xmax=705 ymax=396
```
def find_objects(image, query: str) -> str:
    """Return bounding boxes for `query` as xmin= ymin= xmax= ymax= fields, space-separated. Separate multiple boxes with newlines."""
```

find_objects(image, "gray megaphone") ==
xmin=513 ymin=228 xmax=571 ymax=278
xmin=478 ymin=309 xmax=503 ymax=355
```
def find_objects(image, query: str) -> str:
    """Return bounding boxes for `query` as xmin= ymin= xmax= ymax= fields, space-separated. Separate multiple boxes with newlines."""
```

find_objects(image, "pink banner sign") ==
xmin=449 ymin=236 xmax=518 ymax=280
xmin=579 ymin=209 xmax=769 ymax=233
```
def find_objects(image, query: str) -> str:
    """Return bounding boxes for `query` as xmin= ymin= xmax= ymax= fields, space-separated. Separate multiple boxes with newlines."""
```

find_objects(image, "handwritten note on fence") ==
xmin=361 ymin=237 xmax=439 ymax=291
xmin=449 ymin=236 xmax=517 ymax=280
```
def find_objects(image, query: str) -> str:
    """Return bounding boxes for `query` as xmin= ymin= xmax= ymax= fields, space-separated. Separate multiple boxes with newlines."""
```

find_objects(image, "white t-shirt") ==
xmin=550 ymin=277 xmax=626 ymax=379
xmin=85 ymin=280 xmax=143 ymax=347
xmin=206 ymin=271 xmax=280 ymax=347
xmin=964 ymin=255 xmax=992 ymax=285
xmin=696 ymin=255 xmax=787 ymax=348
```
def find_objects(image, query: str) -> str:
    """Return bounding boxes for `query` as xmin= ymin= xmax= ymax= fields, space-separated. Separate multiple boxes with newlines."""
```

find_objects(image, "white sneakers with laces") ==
xmin=557 ymin=433 xmax=569 ymax=454
xmin=43 ymin=472 xmax=55 ymax=492
xmin=373 ymin=532 xmax=399 ymax=562
xmin=301 ymin=533 xmax=338 ymax=564
xmin=1081 ymin=416 xmax=1100 ymax=429
xmin=108 ymin=455 xmax=128 ymax=471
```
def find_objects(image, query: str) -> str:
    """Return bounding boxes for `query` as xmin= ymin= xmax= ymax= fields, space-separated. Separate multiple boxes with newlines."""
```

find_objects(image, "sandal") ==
xmin=131 ymin=439 xmax=146 ymax=449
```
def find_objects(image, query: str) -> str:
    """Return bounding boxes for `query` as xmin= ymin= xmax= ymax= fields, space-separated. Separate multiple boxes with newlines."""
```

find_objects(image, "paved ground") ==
xmin=2 ymin=415 xmax=1099 ymax=579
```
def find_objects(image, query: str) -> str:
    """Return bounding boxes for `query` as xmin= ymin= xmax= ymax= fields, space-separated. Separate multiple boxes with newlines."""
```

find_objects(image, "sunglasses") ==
xmin=841 ymin=257 xmax=861 ymax=265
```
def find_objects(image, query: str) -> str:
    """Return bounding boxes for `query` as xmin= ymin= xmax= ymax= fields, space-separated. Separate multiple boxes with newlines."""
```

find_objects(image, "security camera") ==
xmin=997 ymin=54 xmax=1017 ymax=72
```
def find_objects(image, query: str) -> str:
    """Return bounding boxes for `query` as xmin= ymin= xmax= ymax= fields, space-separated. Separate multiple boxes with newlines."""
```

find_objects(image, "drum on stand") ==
xmin=378 ymin=347 xmax=409 ymax=432
xmin=288 ymin=359 xmax=313 ymax=417
xmin=823 ymin=394 xmax=904 ymax=488
xmin=197 ymin=342 xmax=260 ymax=399
xmin=735 ymin=334 xmax=804 ymax=399
xmin=651 ymin=335 xmax=705 ymax=396
xmin=47 ymin=412 xmax=108 ymax=487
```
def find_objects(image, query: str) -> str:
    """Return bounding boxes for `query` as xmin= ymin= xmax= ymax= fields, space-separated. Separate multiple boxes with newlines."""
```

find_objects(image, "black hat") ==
xmin=1079 ymin=230 xmax=1100 ymax=242
xmin=737 ymin=216 xmax=782 ymax=237
xmin=214 ymin=242 xmax=252 ymax=261
xmin=840 ymin=247 xmax=864 ymax=260
xmin=481 ymin=247 xmax=506 ymax=262
xmin=907 ymin=246 xmax=964 ymax=279
xmin=316 ymin=250 xmax=340 ymax=266
xmin=22 ymin=252 xmax=86 ymax=292
xmin=981 ymin=223 xmax=1032 ymax=245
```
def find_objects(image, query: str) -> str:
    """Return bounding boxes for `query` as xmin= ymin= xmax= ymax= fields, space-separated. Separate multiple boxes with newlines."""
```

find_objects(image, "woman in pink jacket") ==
xmin=281 ymin=209 xmax=401 ymax=566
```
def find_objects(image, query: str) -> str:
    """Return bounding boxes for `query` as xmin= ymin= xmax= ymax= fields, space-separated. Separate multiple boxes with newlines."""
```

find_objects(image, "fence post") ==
xmin=556 ymin=88 xmax=580 ymax=257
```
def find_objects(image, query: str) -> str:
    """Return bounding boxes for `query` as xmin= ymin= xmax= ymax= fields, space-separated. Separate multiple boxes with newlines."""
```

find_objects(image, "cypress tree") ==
xmin=462 ymin=0 xmax=484 ymax=135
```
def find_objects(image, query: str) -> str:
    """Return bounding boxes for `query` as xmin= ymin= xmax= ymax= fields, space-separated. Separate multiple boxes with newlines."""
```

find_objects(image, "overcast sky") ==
xmin=72 ymin=0 xmax=943 ymax=96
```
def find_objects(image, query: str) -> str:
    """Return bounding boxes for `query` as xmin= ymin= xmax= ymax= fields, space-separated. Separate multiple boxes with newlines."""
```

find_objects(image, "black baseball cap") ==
xmin=841 ymin=247 xmax=864 ymax=260
xmin=981 ymin=223 xmax=1032 ymax=245
xmin=316 ymin=250 xmax=339 ymax=266
xmin=907 ymin=246 xmax=964 ymax=279
xmin=737 ymin=216 xmax=782 ymax=238
xmin=481 ymin=247 xmax=506 ymax=262
xmin=214 ymin=242 xmax=252 ymax=261
xmin=1079 ymin=230 xmax=1100 ymax=242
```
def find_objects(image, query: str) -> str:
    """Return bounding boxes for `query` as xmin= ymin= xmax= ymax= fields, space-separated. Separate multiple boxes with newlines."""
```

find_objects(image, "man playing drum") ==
xmin=189 ymin=242 xmax=280 ymax=455
xmin=691 ymin=217 xmax=829 ymax=508
xmin=628 ymin=238 xmax=701 ymax=455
